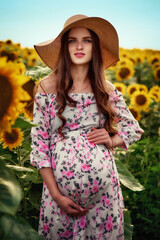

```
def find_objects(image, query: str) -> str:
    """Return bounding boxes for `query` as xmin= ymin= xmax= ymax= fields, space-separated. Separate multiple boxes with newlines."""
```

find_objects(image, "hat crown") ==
xmin=63 ymin=14 xmax=88 ymax=29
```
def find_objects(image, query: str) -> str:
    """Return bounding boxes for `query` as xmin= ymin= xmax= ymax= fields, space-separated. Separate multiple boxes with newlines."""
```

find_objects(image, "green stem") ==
xmin=17 ymin=147 xmax=22 ymax=166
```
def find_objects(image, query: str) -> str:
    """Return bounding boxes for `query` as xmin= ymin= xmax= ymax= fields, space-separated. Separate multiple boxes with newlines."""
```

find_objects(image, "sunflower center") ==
xmin=119 ymin=67 xmax=130 ymax=79
xmin=0 ymin=75 xmax=13 ymax=120
xmin=135 ymin=95 xmax=147 ymax=105
xmin=130 ymin=87 xmax=136 ymax=94
xmin=156 ymin=69 xmax=160 ymax=79
xmin=5 ymin=129 xmax=19 ymax=144
xmin=130 ymin=109 xmax=138 ymax=118
xmin=152 ymin=58 xmax=158 ymax=64
xmin=117 ymin=87 xmax=122 ymax=92
xmin=1 ymin=50 xmax=17 ymax=61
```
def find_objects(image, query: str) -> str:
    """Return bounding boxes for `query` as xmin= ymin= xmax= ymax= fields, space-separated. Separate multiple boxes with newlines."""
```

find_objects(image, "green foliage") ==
xmin=116 ymin=136 xmax=160 ymax=240
xmin=24 ymin=65 xmax=52 ymax=82
xmin=0 ymin=159 xmax=22 ymax=215
xmin=123 ymin=209 xmax=134 ymax=240
xmin=1 ymin=215 xmax=43 ymax=240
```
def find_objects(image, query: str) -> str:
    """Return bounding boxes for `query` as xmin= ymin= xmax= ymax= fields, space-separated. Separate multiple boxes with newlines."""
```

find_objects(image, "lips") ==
xmin=74 ymin=53 xmax=85 ymax=57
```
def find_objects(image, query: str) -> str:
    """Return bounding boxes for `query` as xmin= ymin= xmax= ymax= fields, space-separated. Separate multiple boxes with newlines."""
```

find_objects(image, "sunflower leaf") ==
xmin=12 ymin=115 xmax=36 ymax=129
xmin=115 ymin=159 xmax=144 ymax=191
xmin=1 ymin=215 xmax=43 ymax=240
xmin=0 ymin=160 xmax=22 ymax=215
xmin=6 ymin=165 xmax=34 ymax=172
xmin=124 ymin=208 xmax=134 ymax=240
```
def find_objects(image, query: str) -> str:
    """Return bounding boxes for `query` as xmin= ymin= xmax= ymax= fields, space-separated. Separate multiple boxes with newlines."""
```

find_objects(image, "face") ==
xmin=68 ymin=27 xmax=92 ymax=66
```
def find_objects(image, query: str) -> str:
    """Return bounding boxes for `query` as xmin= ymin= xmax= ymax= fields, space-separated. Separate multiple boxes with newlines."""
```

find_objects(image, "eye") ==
xmin=68 ymin=39 xmax=75 ymax=43
xmin=84 ymin=39 xmax=92 ymax=43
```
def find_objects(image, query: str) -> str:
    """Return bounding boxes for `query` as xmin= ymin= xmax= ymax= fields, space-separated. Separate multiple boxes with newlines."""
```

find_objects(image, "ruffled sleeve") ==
xmin=108 ymin=88 xmax=144 ymax=150
xmin=30 ymin=93 xmax=52 ymax=171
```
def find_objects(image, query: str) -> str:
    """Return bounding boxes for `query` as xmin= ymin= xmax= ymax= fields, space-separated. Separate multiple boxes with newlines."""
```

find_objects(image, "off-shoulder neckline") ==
xmin=35 ymin=88 xmax=118 ymax=96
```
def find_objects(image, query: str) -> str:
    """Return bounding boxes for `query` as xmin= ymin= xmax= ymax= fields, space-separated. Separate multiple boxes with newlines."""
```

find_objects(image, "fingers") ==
xmin=87 ymin=128 xmax=110 ymax=144
xmin=61 ymin=197 xmax=89 ymax=217
xmin=87 ymin=128 xmax=109 ymax=138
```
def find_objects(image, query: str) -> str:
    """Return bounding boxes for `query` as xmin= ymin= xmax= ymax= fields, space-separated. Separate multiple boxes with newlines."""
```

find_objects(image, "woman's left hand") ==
xmin=87 ymin=127 xmax=113 ymax=149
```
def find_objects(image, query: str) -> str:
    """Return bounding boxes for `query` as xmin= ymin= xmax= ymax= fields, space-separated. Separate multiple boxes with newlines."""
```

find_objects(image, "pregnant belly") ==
xmin=51 ymin=135 xmax=116 ymax=208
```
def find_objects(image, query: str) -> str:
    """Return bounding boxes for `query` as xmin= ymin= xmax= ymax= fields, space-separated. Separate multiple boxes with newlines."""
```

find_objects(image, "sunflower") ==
xmin=129 ymin=106 xmax=141 ymax=121
xmin=151 ymin=62 xmax=160 ymax=70
xmin=149 ymin=85 xmax=160 ymax=92
xmin=158 ymin=127 xmax=160 ymax=136
xmin=148 ymin=55 xmax=160 ymax=65
xmin=153 ymin=67 xmax=160 ymax=81
xmin=0 ymin=128 xmax=24 ymax=150
xmin=130 ymin=91 xmax=151 ymax=111
xmin=148 ymin=90 xmax=160 ymax=102
xmin=113 ymin=83 xmax=126 ymax=95
xmin=138 ymin=84 xmax=148 ymax=93
xmin=127 ymin=84 xmax=139 ymax=96
xmin=0 ymin=56 xmax=31 ymax=132
xmin=116 ymin=57 xmax=134 ymax=67
xmin=116 ymin=64 xmax=135 ymax=81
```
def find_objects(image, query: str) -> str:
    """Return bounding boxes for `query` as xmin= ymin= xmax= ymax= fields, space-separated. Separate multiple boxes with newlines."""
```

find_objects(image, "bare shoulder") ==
xmin=35 ymin=72 xmax=58 ymax=94
xmin=104 ymin=80 xmax=116 ymax=93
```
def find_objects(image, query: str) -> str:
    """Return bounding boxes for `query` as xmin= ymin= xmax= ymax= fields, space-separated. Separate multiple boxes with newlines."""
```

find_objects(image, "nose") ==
xmin=76 ymin=40 xmax=83 ymax=50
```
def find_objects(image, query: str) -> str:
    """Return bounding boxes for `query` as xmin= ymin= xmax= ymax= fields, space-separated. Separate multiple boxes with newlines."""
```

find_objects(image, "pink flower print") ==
xmin=70 ymin=147 xmax=74 ymax=154
xmin=62 ymin=170 xmax=74 ymax=178
xmin=52 ymin=159 xmax=56 ymax=169
xmin=93 ymin=180 xmax=98 ymax=185
xmin=43 ymin=224 xmax=49 ymax=233
xmin=45 ymin=201 xmax=47 ymax=206
xmin=84 ymin=188 xmax=89 ymax=196
xmin=63 ymin=230 xmax=72 ymax=238
xmin=88 ymin=141 xmax=96 ymax=147
xmin=99 ymin=223 xmax=104 ymax=231
xmin=92 ymin=185 xmax=99 ymax=193
xmin=76 ymin=139 xmax=81 ymax=150
xmin=79 ymin=217 xmax=86 ymax=229
xmin=37 ymin=140 xmax=49 ymax=151
xmin=50 ymin=110 xmax=55 ymax=118
xmin=70 ymin=123 xmax=79 ymax=130
xmin=81 ymin=163 xmax=91 ymax=172
xmin=106 ymin=221 xmax=113 ymax=231
xmin=118 ymin=132 xmax=123 ymax=137
xmin=77 ymin=102 xmax=83 ymax=108
xmin=84 ymin=98 xmax=93 ymax=106
xmin=96 ymin=208 xmax=100 ymax=213
xmin=37 ymin=130 xmax=49 ymax=139
xmin=104 ymin=198 xmax=110 ymax=207
xmin=50 ymin=143 xmax=55 ymax=150
xmin=108 ymin=216 xmax=112 ymax=222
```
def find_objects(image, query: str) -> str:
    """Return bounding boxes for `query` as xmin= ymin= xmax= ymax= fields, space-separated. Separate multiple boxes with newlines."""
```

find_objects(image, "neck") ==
xmin=70 ymin=63 xmax=90 ymax=85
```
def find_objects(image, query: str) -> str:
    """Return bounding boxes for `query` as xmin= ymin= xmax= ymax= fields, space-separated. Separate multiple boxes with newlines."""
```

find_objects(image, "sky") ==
xmin=0 ymin=0 xmax=160 ymax=50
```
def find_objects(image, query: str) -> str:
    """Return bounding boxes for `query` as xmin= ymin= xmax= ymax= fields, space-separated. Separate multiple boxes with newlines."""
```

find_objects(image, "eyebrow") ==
xmin=68 ymin=36 xmax=92 ymax=39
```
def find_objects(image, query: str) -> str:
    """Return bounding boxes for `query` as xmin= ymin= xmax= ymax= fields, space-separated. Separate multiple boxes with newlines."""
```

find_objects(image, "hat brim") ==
xmin=34 ymin=17 xmax=120 ymax=70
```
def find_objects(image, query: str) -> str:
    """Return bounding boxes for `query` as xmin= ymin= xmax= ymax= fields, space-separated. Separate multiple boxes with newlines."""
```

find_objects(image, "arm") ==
xmin=87 ymin=83 xmax=144 ymax=149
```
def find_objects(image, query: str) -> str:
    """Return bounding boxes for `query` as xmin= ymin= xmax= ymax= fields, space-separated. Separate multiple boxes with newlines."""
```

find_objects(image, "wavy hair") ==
xmin=32 ymin=28 xmax=118 ymax=140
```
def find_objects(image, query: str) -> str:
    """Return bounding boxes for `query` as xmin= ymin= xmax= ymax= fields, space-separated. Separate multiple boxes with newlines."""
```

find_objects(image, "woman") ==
xmin=30 ymin=14 xmax=144 ymax=240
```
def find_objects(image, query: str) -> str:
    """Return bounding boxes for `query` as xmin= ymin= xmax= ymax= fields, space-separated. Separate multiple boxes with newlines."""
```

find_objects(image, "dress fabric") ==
xmin=30 ymin=88 xmax=144 ymax=240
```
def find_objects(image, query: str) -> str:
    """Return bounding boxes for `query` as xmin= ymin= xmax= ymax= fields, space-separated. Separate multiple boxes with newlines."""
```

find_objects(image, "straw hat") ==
xmin=34 ymin=14 xmax=120 ymax=70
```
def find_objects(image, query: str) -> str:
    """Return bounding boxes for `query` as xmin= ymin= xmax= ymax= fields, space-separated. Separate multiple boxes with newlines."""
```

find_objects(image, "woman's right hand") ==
xmin=55 ymin=195 xmax=89 ymax=217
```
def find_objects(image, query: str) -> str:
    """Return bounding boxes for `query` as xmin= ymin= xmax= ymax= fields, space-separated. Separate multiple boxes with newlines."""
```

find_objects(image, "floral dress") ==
xmin=30 ymin=88 xmax=144 ymax=240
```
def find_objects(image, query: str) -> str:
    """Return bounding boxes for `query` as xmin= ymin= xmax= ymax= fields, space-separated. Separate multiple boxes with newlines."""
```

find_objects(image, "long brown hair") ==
xmin=47 ymin=28 xmax=118 ymax=140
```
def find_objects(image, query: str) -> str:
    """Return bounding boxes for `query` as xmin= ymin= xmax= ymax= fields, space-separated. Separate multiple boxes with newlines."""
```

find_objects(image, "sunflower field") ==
xmin=0 ymin=39 xmax=160 ymax=240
